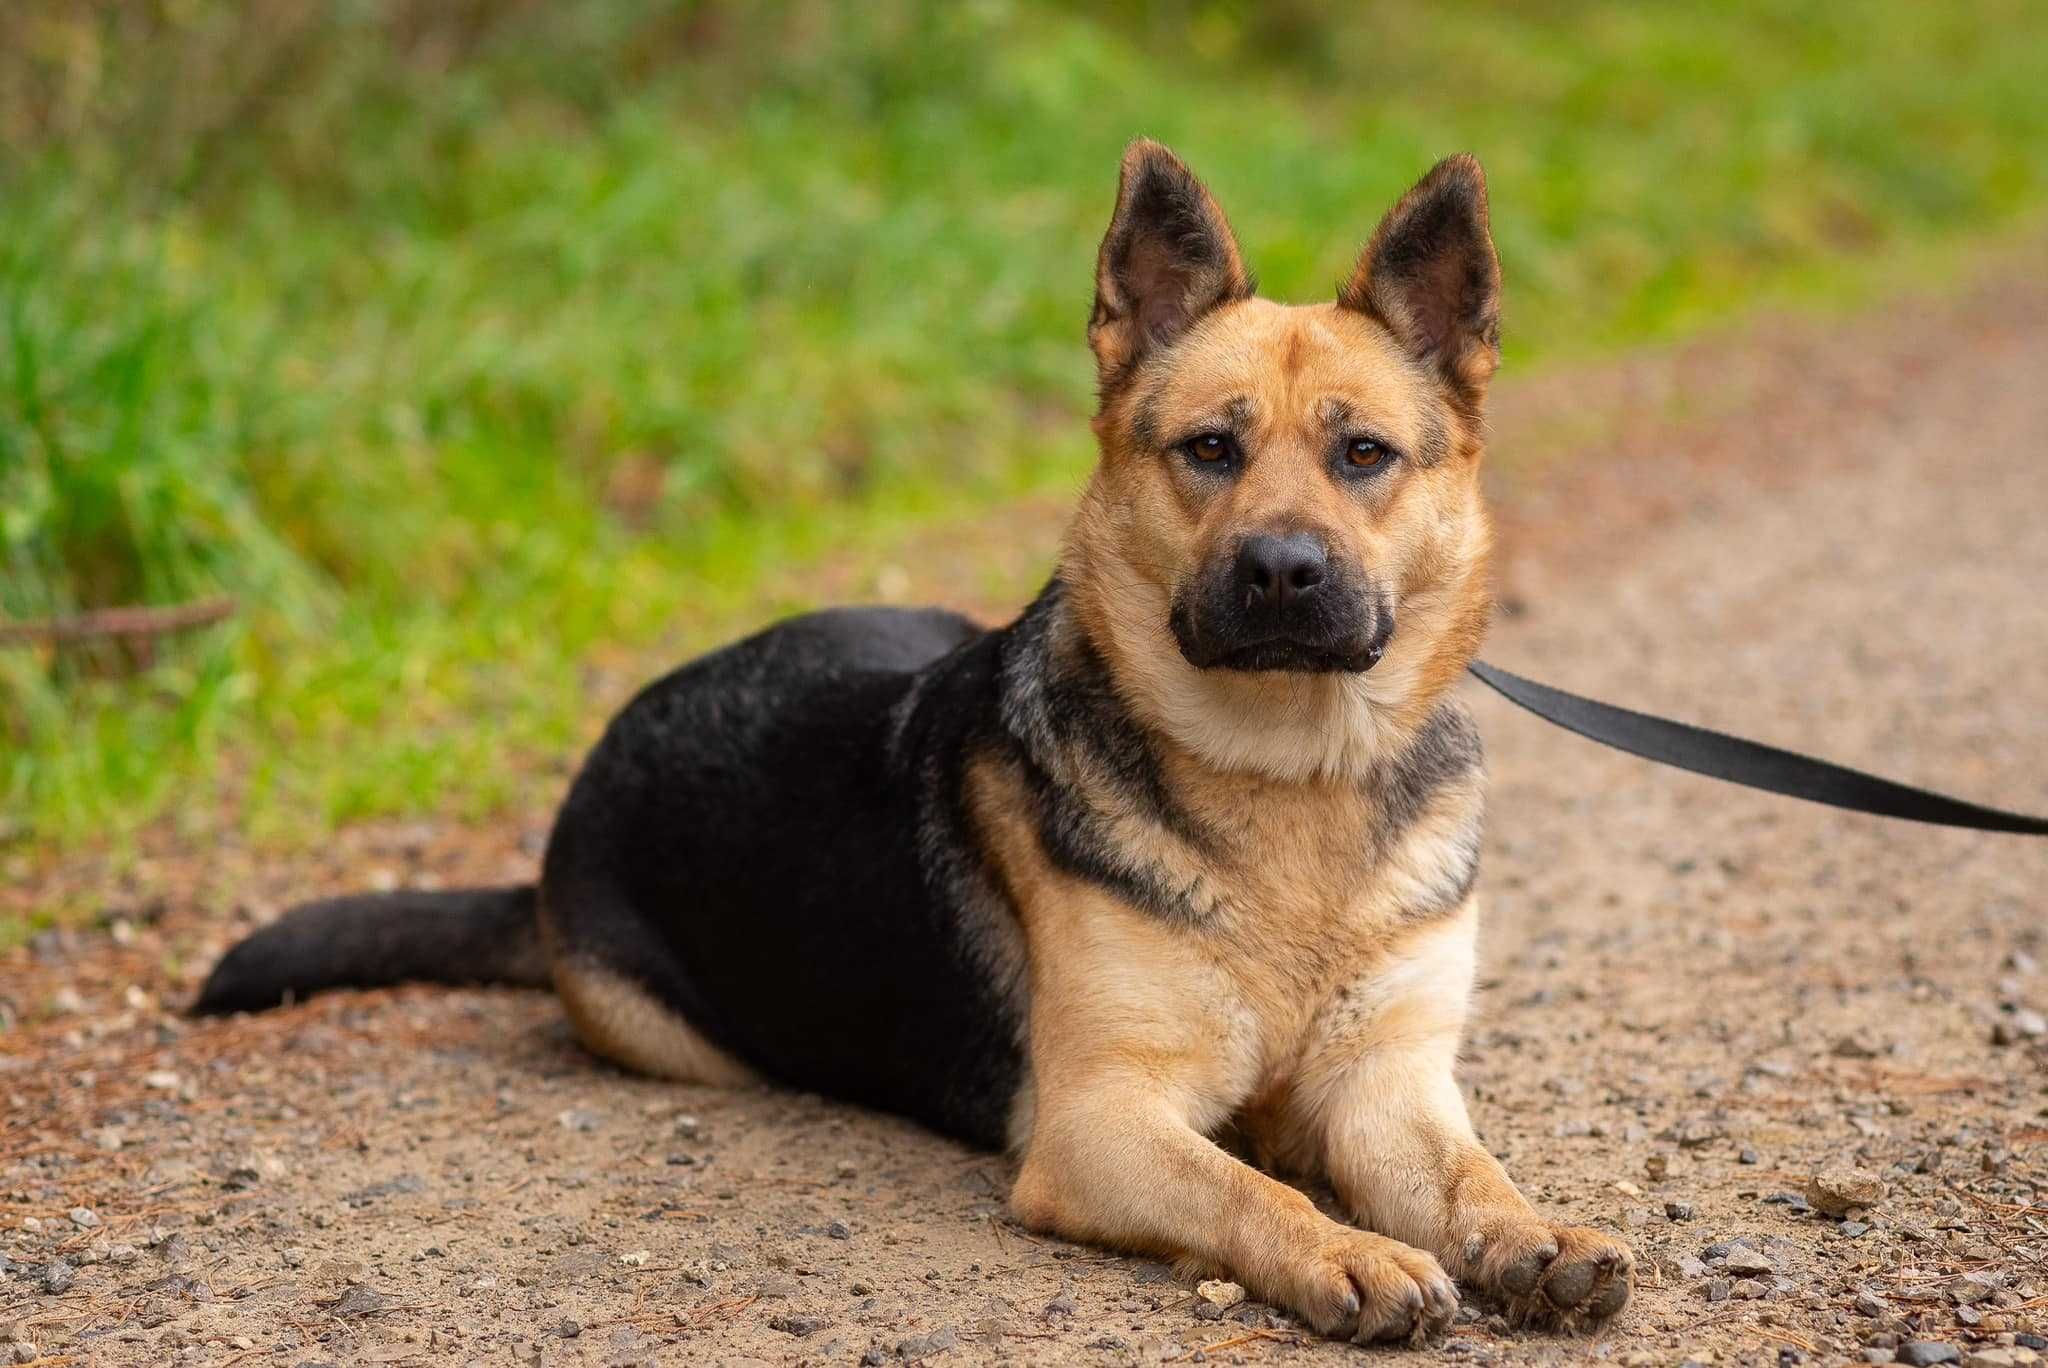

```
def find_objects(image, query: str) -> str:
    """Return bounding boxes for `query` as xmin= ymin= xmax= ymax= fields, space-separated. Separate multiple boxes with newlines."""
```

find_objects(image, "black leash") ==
xmin=1468 ymin=660 xmax=2048 ymax=836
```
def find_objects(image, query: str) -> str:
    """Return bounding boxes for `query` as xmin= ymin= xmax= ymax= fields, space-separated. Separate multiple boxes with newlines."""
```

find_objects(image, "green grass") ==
xmin=3 ymin=1 xmax=2047 ymax=854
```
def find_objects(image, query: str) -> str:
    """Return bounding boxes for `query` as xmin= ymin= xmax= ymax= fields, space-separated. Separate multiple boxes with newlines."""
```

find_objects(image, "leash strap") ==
xmin=1468 ymin=660 xmax=2048 ymax=836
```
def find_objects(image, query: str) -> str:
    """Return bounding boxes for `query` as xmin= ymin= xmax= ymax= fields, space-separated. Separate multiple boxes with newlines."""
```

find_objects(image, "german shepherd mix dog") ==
xmin=199 ymin=144 xmax=1633 ymax=1342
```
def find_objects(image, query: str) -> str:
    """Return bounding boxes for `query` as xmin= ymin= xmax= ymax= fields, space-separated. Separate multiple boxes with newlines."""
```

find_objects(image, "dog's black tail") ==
xmin=191 ymin=884 xmax=550 ymax=1015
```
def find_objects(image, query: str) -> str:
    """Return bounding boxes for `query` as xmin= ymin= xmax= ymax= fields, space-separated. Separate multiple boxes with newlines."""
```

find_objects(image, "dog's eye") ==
xmin=1182 ymin=433 xmax=1237 ymax=465
xmin=1346 ymin=438 xmax=1388 ymax=469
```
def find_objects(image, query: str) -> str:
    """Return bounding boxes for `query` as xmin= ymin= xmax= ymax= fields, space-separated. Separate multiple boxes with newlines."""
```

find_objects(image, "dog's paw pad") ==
xmin=1465 ymin=1222 xmax=1632 ymax=1330
xmin=1279 ymin=1230 xmax=1458 ymax=1344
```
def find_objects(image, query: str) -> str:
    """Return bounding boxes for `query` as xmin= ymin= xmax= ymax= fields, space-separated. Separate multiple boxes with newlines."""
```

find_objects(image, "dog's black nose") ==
xmin=1235 ymin=534 xmax=1327 ymax=612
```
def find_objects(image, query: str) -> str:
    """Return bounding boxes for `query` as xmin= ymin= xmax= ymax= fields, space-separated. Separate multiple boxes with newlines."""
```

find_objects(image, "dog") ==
xmin=197 ymin=142 xmax=1633 ymax=1342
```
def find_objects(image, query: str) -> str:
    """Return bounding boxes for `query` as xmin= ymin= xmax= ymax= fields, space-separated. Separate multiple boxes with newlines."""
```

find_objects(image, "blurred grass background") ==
xmin=3 ymin=0 xmax=2045 ymax=853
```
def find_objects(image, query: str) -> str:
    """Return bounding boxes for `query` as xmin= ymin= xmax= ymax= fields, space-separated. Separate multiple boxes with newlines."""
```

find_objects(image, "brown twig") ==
xmin=1167 ymin=1327 xmax=1301 ymax=1361
xmin=0 ymin=596 xmax=236 ymax=646
xmin=1758 ymin=1326 xmax=1819 ymax=1353
xmin=676 ymin=1293 xmax=760 ymax=1329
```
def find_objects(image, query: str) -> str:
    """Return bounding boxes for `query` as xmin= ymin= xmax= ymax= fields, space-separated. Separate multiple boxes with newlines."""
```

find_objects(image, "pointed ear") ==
xmin=1341 ymin=155 xmax=1501 ymax=402
xmin=1089 ymin=140 xmax=1252 ymax=388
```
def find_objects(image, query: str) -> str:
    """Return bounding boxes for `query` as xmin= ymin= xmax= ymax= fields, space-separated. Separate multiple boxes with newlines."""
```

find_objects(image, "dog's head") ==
xmin=1065 ymin=142 xmax=1498 ymax=779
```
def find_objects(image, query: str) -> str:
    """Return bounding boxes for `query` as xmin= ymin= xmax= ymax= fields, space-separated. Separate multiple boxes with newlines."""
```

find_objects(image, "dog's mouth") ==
xmin=1202 ymin=639 xmax=1381 ymax=673
xmin=1176 ymin=619 xmax=1393 ymax=675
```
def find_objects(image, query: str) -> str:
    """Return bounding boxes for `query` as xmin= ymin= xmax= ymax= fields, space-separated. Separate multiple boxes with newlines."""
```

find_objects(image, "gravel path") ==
xmin=4 ymin=269 xmax=2047 ymax=1367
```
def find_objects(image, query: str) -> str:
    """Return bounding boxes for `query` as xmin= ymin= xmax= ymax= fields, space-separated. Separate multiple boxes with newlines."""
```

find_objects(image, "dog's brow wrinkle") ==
xmin=1224 ymin=395 xmax=1253 ymax=431
xmin=1131 ymin=392 xmax=1162 ymax=450
xmin=1418 ymin=411 xmax=1450 ymax=466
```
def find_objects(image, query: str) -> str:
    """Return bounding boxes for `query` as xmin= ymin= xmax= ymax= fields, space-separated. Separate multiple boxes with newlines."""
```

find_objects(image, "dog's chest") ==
xmin=1145 ymin=772 xmax=1484 ymax=1105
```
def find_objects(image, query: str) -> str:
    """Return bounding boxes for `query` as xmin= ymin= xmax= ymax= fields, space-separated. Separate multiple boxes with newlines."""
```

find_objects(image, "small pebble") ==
xmin=1949 ymin=1271 xmax=2001 ymax=1305
xmin=330 ymin=1285 xmax=390 ymax=1317
xmin=40 ymin=1259 xmax=74 ymax=1294
xmin=1807 ymin=1166 xmax=1887 ymax=1217
xmin=1721 ymin=1247 xmax=1777 ymax=1277
xmin=896 ymin=1327 xmax=960 ymax=1359
xmin=1666 ymin=1200 xmax=1696 ymax=1222
xmin=1897 ymin=1344 xmax=1961 ymax=1367
xmin=69 ymin=1206 xmax=100 ymax=1229
xmin=1991 ymin=1009 xmax=2046 ymax=1045
xmin=769 ymin=1313 xmax=828 ymax=1337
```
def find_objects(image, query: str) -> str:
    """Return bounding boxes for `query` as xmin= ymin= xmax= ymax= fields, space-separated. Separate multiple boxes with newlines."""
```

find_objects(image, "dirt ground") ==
xmin=5 ymin=266 xmax=2048 ymax=1368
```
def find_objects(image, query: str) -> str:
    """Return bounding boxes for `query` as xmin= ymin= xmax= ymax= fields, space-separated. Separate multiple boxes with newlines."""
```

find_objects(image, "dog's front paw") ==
xmin=1458 ymin=1220 xmax=1632 ymax=1329
xmin=1273 ymin=1229 xmax=1458 ymax=1345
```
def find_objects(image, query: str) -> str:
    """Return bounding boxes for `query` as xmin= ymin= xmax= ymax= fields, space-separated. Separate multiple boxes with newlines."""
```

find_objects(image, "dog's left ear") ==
xmin=1341 ymin=155 xmax=1501 ymax=403
xmin=1090 ymin=140 xmax=1252 ymax=388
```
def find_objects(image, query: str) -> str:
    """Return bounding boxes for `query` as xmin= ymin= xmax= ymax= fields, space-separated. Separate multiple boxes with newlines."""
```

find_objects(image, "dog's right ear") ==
xmin=1089 ymin=141 xmax=1251 ymax=390
xmin=1341 ymin=155 xmax=1501 ymax=407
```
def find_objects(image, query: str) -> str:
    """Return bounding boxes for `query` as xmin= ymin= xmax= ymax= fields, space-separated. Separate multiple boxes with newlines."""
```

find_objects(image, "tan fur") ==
xmin=981 ymin=719 xmax=1627 ymax=1334
xmin=553 ymin=960 xmax=758 ymax=1087
xmin=987 ymin=147 xmax=1630 ymax=1338
xmin=1069 ymin=298 xmax=1493 ymax=784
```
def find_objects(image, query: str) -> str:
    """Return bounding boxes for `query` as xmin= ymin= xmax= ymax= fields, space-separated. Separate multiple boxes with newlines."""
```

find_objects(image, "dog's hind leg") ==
xmin=551 ymin=957 xmax=757 ymax=1086
xmin=538 ymin=887 xmax=757 ymax=1087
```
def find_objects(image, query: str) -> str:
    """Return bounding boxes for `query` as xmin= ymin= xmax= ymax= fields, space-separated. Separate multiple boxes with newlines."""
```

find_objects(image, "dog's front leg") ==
xmin=1011 ymin=1074 xmax=1456 ymax=1344
xmin=974 ymin=761 xmax=1454 ymax=1343
xmin=1312 ymin=901 xmax=1633 ymax=1328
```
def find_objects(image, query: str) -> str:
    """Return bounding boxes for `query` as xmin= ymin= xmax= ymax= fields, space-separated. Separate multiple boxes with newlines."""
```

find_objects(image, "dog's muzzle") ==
xmin=1170 ymin=533 xmax=1393 ymax=673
